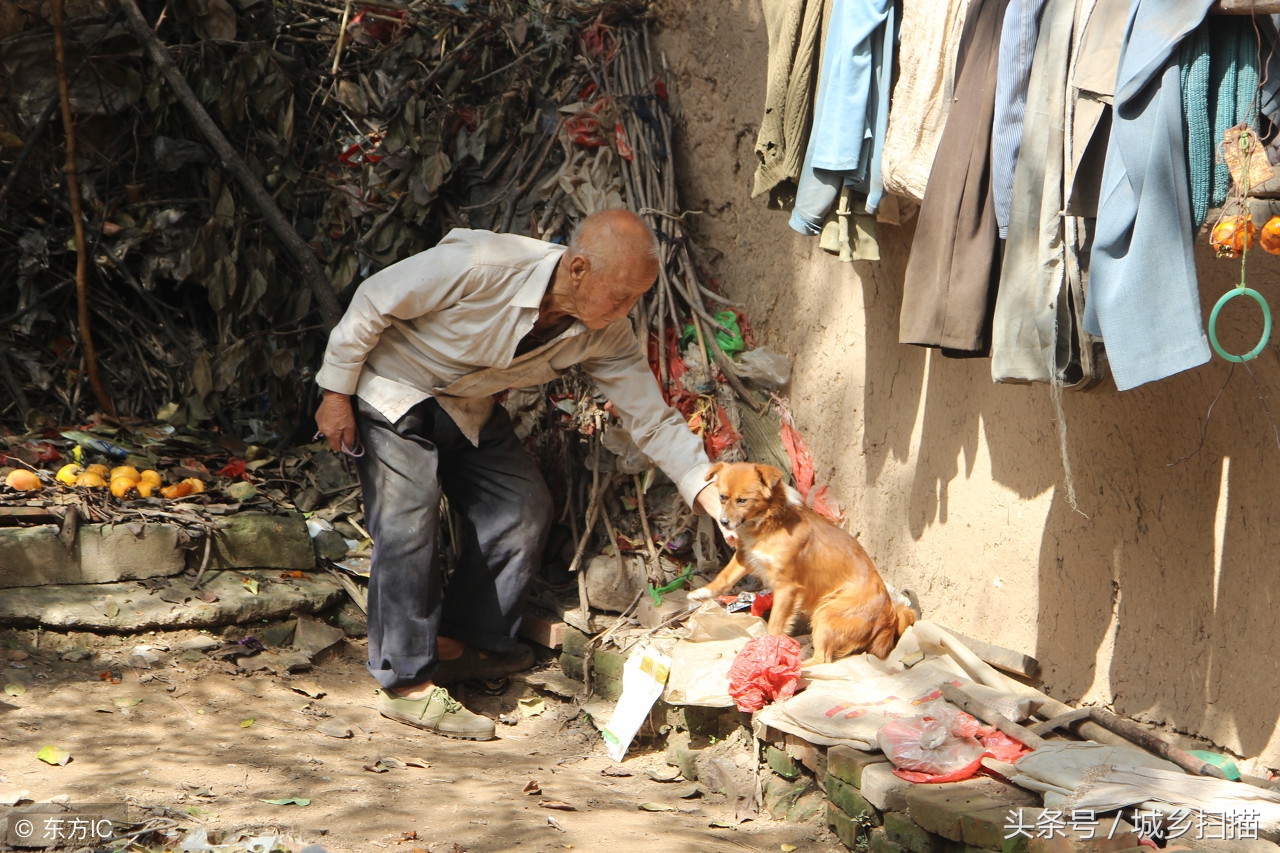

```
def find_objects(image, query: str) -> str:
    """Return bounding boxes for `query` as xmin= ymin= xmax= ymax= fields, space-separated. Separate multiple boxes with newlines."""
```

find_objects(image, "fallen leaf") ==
xmin=546 ymin=816 xmax=565 ymax=832
xmin=646 ymin=766 xmax=681 ymax=783
xmin=316 ymin=720 xmax=352 ymax=738
xmin=517 ymin=697 xmax=546 ymax=717
xmin=709 ymin=819 xmax=737 ymax=828
xmin=197 ymin=591 xmax=219 ymax=603
xmin=36 ymin=745 xmax=71 ymax=766
xmin=600 ymin=765 xmax=633 ymax=777
xmin=289 ymin=681 xmax=326 ymax=699
xmin=241 ymin=718 xmax=255 ymax=728
xmin=782 ymin=845 xmax=798 ymax=852
xmin=112 ymin=697 xmax=142 ymax=708
xmin=260 ymin=797 xmax=310 ymax=806
xmin=98 ymin=670 xmax=122 ymax=684
xmin=242 ymin=578 xmax=260 ymax=595
xmin=362 ymin=760 xmax=389 ymax=773
xmin=4 ymin=684 xmax=25 ymax=697
xmin=6 ymin=650 xmax=28 ymax=661
xmin=523 ymin=780 xmax=541 ymax=795
xmin=539 ymin=799 xmax=576 ymax=812
xmin=280 ymin=570 xmax=306 ymax=579
xmin=638 ymin=802 xmax=675 ymax=812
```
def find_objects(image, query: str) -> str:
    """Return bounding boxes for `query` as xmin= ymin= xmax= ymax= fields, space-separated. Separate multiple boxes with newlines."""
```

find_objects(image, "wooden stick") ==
xmin=941 ymin=684 xmax=1046 ymax=750
xmin=119 ymin=0 xmax=343 ymax=328
xmin=55 ymin=0 xmax=115 ymax=417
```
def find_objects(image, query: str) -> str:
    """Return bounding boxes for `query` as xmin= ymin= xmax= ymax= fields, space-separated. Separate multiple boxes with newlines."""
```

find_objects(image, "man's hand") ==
xmin=315 ymin=391 xmax=357 ymax=454
xmin=695 ymin=482 xmax=738 ymax=549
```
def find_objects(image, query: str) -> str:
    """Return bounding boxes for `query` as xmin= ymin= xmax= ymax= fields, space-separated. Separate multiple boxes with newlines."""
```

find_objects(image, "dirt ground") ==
xmin=0 ymin=627 xmax=839 ymax=853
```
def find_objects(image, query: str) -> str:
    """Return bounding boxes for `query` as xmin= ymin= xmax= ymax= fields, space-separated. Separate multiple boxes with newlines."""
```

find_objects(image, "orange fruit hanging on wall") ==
xmin=1211 ymin=214 xmax=1256 ymax=258
xmin=1260 ymin=216 xmax=1280 ymax=256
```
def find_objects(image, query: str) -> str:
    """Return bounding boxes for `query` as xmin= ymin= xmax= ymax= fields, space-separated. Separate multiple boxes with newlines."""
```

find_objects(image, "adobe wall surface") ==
xmin=653 ymin=0 xmax=1280 ymax=769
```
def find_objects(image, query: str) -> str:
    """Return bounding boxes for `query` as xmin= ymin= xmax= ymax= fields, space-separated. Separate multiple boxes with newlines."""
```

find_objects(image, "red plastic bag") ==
xmin=877 ymin=701 xmax=1032 ymax=784
xmin=726 ymin=635 xmax=802 ymax=712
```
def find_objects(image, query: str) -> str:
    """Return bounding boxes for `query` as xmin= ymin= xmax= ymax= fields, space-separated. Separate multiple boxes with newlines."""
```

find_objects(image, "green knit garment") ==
xmin=1180 ymin=19 xmax=1262 ymax=229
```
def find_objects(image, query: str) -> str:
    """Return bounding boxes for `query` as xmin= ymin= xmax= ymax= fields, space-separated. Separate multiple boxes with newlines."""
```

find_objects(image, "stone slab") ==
xmin=204 ymin=512 xmax=315 ymax=571
xmin=861 ymin=762 xmax=913 ymax=812
xmin=907 ymin=778 xmax=1042 ymax=843
xmin=0 ymin=522 xmax=186 ymax=589
xmin=825 ymin=773 xmax=882 ymax=824
xmin=829 ymin=744 xmax=888 ymax=788
xmin=0 ymin=569 xmax=344 ymax=631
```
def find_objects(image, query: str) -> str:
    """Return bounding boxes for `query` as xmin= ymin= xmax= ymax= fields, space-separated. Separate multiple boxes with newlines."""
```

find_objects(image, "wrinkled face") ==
xmin=569 ymin=256 xmax=658 ymax=330
xmin=711 ymin=462 xmax=785 ymax=530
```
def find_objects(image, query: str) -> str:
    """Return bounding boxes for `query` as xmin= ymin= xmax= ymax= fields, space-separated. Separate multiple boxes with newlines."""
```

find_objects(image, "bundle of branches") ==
xmin=1 ymin=0 xmax=769 ymax=602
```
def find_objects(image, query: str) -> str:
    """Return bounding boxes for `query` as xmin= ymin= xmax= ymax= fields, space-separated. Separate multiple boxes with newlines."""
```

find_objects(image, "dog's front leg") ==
xmin=766 ymin=585 xmax=800 ymax=635
xmin=688 ymin=552 xmax=751 ymax=602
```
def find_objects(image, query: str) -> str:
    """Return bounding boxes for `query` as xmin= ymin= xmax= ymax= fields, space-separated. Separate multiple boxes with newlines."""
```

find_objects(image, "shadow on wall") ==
xmin=648 ymin=0 xmax=1280 ymax=764
xmin=877 ymin=223 xmax=1280 ymax=763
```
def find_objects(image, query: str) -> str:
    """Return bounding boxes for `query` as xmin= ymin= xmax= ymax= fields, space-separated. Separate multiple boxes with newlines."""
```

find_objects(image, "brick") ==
xmin=78 ymin=523 xmax=184 ymax=582
xmin=786 ymin=733 xmax=825 ymax=777
xmin=788 ymin=789 xmax=827 ymax=823
xmin=907 ymin=779 xmax=1041 ymax=844
xmin=0 ymin=525 xmax=77 ymax=588
xmin=829 ymin=744 xmax=889 ymax=788
xmin=830 ymin=802 xmax=873 ymax=851
xmin=1025 ymin=820 xmax=1138 ymax=853
xmin=561 ymin=625 xmax=590 ymax=659
xmin=559 ymin=652 xmax=585 ymax=682
xmin=519 ymin=613 xmax=564 ymax=650
xmin=963 ymin=806 xmax=1022 ymax=850
xmin=870 ymin=827 xmax=908 ymax=853
xmin=762 ymin=772 xmax=814 ymax=818
xmin=680 ymin=704 xmax=749 ymax=741
xmin=825 ymin=774 xmax=881 ymax=825
xmin=664 ymin=731 xmax=700 ymax=781
xmin=862 ymin=762 xmax=913 ymax=812
xmin=885 ymin=811 xmax=950 ymax=853
xmin=767 ymin=744 xmax=802 ymax=780
xmin=205 ymin=512 xmax=314 ymax=570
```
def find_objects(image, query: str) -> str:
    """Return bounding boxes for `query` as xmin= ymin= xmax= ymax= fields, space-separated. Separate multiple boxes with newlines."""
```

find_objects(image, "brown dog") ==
xmin=689 ymin=462 xmax=915 ymax=663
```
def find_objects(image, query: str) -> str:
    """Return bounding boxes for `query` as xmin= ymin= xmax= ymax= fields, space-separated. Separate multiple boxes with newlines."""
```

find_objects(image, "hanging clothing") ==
xmin=1065 ymin=0 xmax=1127 ymax=219
xmin=1082 ymin=0 xmax=1216 ymax=392
xmin=1180 ymin=20 xmax=1262 ymax=229
xmin=990 ymin=0 xmax=1086 ymax=385
xmin=898 ymin=0 xmax=1011 ymax=353
xmin=752 ymin=0 xmax=827 ymax=198
xmin=880 ymin=0 xmax=971 ymax=203
xmin=789 ymin=0 xmax=895 ymax=233
xmin=990 ymin=0 xmax=1050 ymax=240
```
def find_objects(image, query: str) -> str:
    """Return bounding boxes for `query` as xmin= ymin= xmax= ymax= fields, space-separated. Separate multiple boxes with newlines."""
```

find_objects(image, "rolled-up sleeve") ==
xmin=580 ymin=322 xmax=712 ymax=506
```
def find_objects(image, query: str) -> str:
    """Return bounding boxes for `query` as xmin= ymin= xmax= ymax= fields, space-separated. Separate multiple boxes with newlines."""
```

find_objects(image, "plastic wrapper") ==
xmin=877 ymin=700 xmax=1030 ymax=783
xmin=732 ymin=346 xmax=792 ymax=389
xmin=726 ymin=634 xmax=802 ymax=712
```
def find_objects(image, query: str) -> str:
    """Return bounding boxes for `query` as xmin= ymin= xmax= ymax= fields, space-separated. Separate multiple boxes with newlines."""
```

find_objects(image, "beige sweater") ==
xmin=751 ymin=0 xmax=826 ymax=198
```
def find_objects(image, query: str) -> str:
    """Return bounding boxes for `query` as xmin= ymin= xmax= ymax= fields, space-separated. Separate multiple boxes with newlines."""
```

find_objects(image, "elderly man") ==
xmin=315 ymin=209 xmax=723 ymax=740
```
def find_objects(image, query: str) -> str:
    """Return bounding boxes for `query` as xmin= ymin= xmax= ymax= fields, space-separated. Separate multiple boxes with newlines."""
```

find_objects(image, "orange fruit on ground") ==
xmin=4 ymin=469 xmax=41 ymax=491
xmin=85 ymin=463 xmax=110 ymax=479
xmin=181 ymin=477 xmax=206 ymax=494
xmin=1260 ymin=216 xmax=1280 ymax=256
xmin=160 ymin=482 xmax=193 ymax=499
xmin=110 ymin=476 xmax=139 ymax=499
xmin=139 ymin=470 xmax=162 ymax=488
xmin=56 ymin=463 xmax=83 ymax=486
xmin=135 ymin=480 xmax=155 ymax=498
xmin=75 ymin=471 xmax=107 ymax=488
xmin=110 ymin=465 xmax=140 ymax=481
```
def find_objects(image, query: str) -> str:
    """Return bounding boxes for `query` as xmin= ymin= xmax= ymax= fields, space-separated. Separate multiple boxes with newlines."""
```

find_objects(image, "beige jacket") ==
xmin=316 ymin=228 xmax=712 ymax=505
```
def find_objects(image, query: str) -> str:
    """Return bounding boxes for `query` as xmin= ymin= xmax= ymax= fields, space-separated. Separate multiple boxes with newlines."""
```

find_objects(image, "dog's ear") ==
xmin=706 ymin=462 xmax=725 ymax=482
xmin=755 ymin=464 xmax=787 ymax=491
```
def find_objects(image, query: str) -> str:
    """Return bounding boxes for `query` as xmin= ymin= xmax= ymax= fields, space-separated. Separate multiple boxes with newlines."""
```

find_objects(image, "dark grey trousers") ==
xmin=354 ymin=397 xmax=552 ymax=690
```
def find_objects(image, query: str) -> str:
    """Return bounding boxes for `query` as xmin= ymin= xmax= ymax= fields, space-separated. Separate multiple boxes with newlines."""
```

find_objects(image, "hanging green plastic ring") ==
xmin=1208 ymin=286 xmax=1272 ymax=362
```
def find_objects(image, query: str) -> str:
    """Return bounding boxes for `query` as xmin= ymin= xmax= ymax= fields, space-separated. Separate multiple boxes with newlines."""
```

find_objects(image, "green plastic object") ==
xmin=1188 ymin=749 xmax=1240 ymax=780
xmin=1208 ymin=285 xmax=1271 ymax=363
xmin=681 ymin=311 xmax=745 ymax=361
xmin=646 ymin=564 xmax=694 ymax=606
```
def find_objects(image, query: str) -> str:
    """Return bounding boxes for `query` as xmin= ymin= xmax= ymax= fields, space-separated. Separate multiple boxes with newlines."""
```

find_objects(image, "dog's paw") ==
xmin=688 ymin=587 xmax=715 ymax=602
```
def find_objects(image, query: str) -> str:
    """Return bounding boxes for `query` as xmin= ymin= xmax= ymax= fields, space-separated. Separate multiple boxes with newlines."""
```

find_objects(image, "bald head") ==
xmin=569 ymin=209 xmax=661 ymax=281
xmin=547 ymin=209 xmax=661 ymax=330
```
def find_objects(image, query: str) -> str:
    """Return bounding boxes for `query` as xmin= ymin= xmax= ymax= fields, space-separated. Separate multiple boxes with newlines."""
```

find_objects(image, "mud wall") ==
xmin=653 ymin=0 xmax=1280 ymax=769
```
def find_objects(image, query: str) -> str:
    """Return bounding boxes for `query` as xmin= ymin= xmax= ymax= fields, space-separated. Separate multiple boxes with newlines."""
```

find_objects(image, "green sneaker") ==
xmin=378 ymin=686 xmax=496 ymax=740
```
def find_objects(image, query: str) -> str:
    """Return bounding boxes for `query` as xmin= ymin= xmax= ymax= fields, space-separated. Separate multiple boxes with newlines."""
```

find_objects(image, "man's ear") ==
xmin=568 ymin=252 xmax=589 ymax=281
xmin=706 ymin=462 xmax=725 ymax=482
